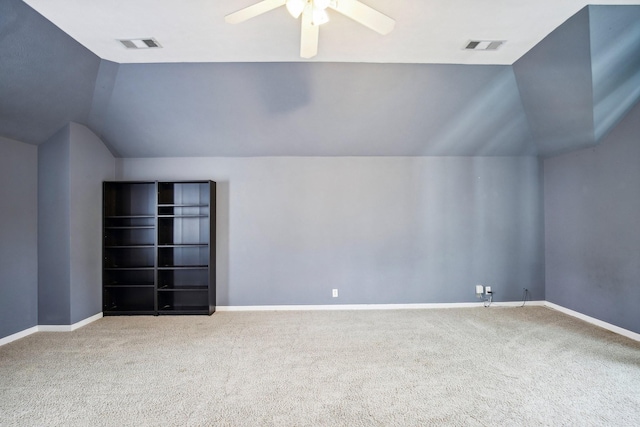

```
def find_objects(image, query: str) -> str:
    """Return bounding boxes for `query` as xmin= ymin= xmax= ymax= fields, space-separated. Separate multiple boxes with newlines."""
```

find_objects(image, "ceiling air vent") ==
xmin=465 ymin=40 xmax=504 ymax=51
xmin=119 ymin=38 xmax=162 ymax=49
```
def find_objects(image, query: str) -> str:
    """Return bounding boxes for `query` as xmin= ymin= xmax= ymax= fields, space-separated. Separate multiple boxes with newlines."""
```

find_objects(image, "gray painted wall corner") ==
xmin=0 ymin=136 xmax=38 ymax=339
xmin=38 ymin=125 xmax=72 ymax=325
xmin=38 ymin=122 xmax=115 ymax=326
xmin=69 ymin=123 xmax=115 ymax=323
xmin=544 ymin=100 xmax=640 ymax=334
xmin=87 ymin=60 xmax=120 ymax=153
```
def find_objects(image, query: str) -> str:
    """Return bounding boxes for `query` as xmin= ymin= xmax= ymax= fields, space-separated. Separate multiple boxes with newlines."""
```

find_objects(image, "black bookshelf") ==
xmin=156 ymin=181 xmax=216 ymax=314
xmin=103 ymin=181 xmax=216 ymax=315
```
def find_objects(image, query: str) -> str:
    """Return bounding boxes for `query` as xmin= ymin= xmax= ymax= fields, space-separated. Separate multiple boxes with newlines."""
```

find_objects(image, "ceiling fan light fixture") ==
xmin=314 ymin=0 xmax=330 ymax=9
xmin=286 ymin=0 xmax=305 ymax=18
xmin=225 ymin=0 xmax=395 ymax=58
xmin=311 ymin=6 xmax=329 ymax=25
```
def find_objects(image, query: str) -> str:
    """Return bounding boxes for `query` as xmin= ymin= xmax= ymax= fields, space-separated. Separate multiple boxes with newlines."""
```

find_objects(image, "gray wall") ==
xmin=69 ymin=123 xmax=116 ymax=323
xmin=38 ymin=126 xmax=72 ymax=325
xmin=120 ymin=156 xmax=545 ymax=306
xmin=0 ymin=136 xmax=38 ymax=338
xmin=38 ymin=123 xmax=115 ymax=325
xmin=544 ymin=100 xmax=640 ymax=334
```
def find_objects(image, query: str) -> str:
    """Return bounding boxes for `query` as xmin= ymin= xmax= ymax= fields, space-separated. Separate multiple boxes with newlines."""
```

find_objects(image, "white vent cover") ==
xmin=465 ymin=40 xmax=504 ymax=51
xmin=119 ymin=38 xmax=162 ymax=49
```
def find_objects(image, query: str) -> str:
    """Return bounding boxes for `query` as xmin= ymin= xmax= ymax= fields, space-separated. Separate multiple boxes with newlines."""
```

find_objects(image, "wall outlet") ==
xmin=332 ymin=289 xmax=338 ymax=298
xmin=485 ymin=286 xmax=492 ymax=294
xmin=475 ymin=285 xmax=484 ymax=295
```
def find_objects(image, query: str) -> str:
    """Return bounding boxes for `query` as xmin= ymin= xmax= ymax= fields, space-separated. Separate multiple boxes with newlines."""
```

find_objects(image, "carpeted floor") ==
xmin=1 ymin=307 xmax=639 ymax=426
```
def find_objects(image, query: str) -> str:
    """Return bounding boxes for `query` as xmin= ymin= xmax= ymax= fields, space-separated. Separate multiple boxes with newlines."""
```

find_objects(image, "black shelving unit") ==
xmin=103 ymin=182 xmax=156 ymax=315
xmin=103 ymin=181 xmax=216 ymax=315
xmin=156 ymin=181 xmax=215 ymax=315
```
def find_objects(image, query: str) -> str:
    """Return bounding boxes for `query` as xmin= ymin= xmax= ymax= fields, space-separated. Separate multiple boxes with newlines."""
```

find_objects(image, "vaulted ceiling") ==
xmin=1 ymin=1 xmax=640 ymax=157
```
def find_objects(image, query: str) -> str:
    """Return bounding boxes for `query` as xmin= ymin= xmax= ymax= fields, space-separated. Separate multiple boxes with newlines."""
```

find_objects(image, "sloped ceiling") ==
xmin=96 ymin=63 xmax=533 ymax=157
xmin=513 ymin=8 xmax=596 ymax=156
xmin=1 ymin=1 xmax=640 ymax=158
xmin=590 ymin=5 xmax=640 ymax=141
xmin=0 ymin=0 xmax=100 ymax=145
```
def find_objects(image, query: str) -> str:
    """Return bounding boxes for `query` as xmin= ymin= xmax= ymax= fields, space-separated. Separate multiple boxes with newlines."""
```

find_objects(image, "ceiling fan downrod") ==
xmin=286 ymin=0 xmax=334 ymax=25
xmin=224 ymin=0 xmax=394 ymax=59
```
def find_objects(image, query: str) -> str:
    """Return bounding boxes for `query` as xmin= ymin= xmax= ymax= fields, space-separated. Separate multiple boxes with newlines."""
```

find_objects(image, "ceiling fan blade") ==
xmin=300 ymin=6 xmax=319 ymax=59
xmin=330 ymin=0 xmax=395 ymax=35
xmin=225 ymin=0 xmax=287 ymax=24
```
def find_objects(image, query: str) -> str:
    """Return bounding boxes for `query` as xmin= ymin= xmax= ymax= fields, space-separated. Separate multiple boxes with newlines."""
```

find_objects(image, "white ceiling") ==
xmin=23 ymin=0 xmax=640 ymax=65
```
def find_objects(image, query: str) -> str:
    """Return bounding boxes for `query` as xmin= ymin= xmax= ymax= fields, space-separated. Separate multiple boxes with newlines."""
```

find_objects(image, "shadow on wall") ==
xmin=253 ymin=63 xmax=312 ymax=114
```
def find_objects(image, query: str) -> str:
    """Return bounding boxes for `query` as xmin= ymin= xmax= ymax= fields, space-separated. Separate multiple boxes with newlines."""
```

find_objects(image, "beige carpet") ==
xmin=1 ymin=307 xmax=639 ymax=426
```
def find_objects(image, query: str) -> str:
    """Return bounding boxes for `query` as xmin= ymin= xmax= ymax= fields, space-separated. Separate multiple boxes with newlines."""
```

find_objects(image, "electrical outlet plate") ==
xmin=485 ymin=286 xmax=492 ymax=294
xmin=475 ymin=285 xmax=484 ymax=295
xmin=332 ymin=289 xmax=338 ymax=298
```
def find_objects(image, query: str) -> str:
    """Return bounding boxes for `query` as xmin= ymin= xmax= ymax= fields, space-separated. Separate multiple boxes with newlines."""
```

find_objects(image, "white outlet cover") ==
xmin=475 ymin=285 xmax=484 ymax=294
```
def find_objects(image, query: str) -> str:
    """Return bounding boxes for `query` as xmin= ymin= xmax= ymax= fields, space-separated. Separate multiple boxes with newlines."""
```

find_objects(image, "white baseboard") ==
xmin=0 ymin=313 xmax=104 ymax=346
xmin=544 ymin=302 xmax=640 ymax=342
xmin=4 ymin=304 xmax=638 ymax=346
xmin=71 ymin=312 xmax=103 ymax=330
xmin=216 ymin=300 xmax=546 ymax=312
xmin=39 ymin=312 xmax=103 ymax=332
xmin=485 ymin=301 xmax=546 ymax=307
xmin=0 ymin=326 xmax=39 ymax=347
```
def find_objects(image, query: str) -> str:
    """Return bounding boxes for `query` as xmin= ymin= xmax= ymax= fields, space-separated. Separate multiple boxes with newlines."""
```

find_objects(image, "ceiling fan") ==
xmin=224 ymin=0 xmax=395 ymax=59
